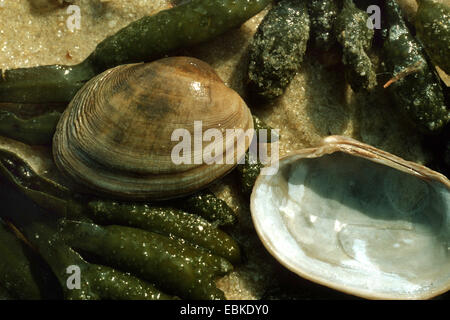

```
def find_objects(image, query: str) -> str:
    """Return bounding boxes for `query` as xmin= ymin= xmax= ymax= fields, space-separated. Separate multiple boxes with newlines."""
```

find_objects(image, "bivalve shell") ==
xmin=251 ymin=136 xmax=450 ymax=299
xmin=53 ymin=57 xmax=254 ymax=200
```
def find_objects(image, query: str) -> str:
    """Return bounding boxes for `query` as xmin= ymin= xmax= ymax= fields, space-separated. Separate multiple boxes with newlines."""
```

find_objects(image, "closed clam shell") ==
xmin=251 ymin=136 xmax=450 ymax=299
xmin=53 ymin=57 xmax=253 ymax=200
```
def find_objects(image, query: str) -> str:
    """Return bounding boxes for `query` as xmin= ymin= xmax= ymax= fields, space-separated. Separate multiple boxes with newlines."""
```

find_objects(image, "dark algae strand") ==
xmin=87 ymin=200 xmax=241 ymax=264
xmin=236 ymin=151 xmax=263 ymax=196
xmin=0 ymin=172 xmax=176 ymax=300
xmin=176 ymin=190 xmax=237 ymax=226
xmin=86 ymin=0 xmax=272 ymax=73
xmin=0 ymin=61 xmax=96 ymax=103
xmin=253 ymin=114 xmax=275 ymax=143
xmin=61 ymin=220 xmax=232 ymax=300
xmin=0 ymin=219 xmax=59 ymax=299
xmin=237 ymin=116 xmax=273 ymax=195
xmin=247 ymin=0 xmax=310 ymax=100
xmin=307 ymin=0 xmax=340 ymax=50
xmin=334 ymin=0 xmax=377 ymax=92
xmin=41 ymin=238 xmax=176 ymax=300
xmin=0 ymin=151 xmax=238 ymax=299
xmin=0 ymin=150 xmax=70 ymax=210
xmin=85 ymin=264 xmax=177 ymax=300
xmin=415 ymin=0 xmax=450 ymax=74
xmin=31 ymin=222 xmax=176 ymax=300
xmin=0 ymin=110 xmax=61 ymax=145
xmin=382 ymin=0 xmax=449 ymax=133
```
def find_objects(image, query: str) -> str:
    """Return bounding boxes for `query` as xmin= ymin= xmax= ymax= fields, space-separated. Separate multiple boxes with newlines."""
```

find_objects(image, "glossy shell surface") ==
xmin=53 ymin=57 xmax=254 ymax=200
xmin=251 ymin=136 xmax=450 ymax=299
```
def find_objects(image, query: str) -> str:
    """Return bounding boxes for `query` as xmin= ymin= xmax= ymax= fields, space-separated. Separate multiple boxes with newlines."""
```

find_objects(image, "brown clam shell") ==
xmin=53 ymin=57 xmax=253 ymax=200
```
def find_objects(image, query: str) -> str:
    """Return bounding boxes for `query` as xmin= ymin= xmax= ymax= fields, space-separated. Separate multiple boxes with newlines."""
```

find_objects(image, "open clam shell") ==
xmin=251 ymin=136 xmax=450 ymax=299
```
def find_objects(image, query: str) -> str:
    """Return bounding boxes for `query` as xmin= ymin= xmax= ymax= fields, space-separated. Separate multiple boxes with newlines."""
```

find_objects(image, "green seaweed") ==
xmin=0 ymin=0 xmax=271 ymax=104
xmin=248 ymin=0 xmax=310 ymax=100
xmin=61 ymin=220 xmax=232 ymax=300
xmin=308 ymin=0 xmax=340 ymax=50
xmin=0 ymin=218 xmax=60 ymax=299
xmin=87 ymin=200 xmax=241 ymax=264
xmin=86 ymin=0 xmax=272 ymax=73
xmin=0 ymin=178 xmax=178 ymax=300
xmin=416 ymin=0 xmax=450 ymax=74
xmin=236 ymin=151 xmax=263 ymax=196
xmin=334 ymin=0 xmax=377 ymax=91
xmin=0 ymin=150 xmax=238 ymax=299
xmin=175 ymin=190 xmax=237 ymax=227
xmin=237 ymin=116 xmax=274 ymax=195
xmin=0 ymin=110 xmax=61 ymax=145
xmin=382 ymin=0 xmax=449 ymax=133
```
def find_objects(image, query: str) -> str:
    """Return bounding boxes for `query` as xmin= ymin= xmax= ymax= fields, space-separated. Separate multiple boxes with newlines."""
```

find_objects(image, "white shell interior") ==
xmin=252 ymin=152 xmax=450 ymax=299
